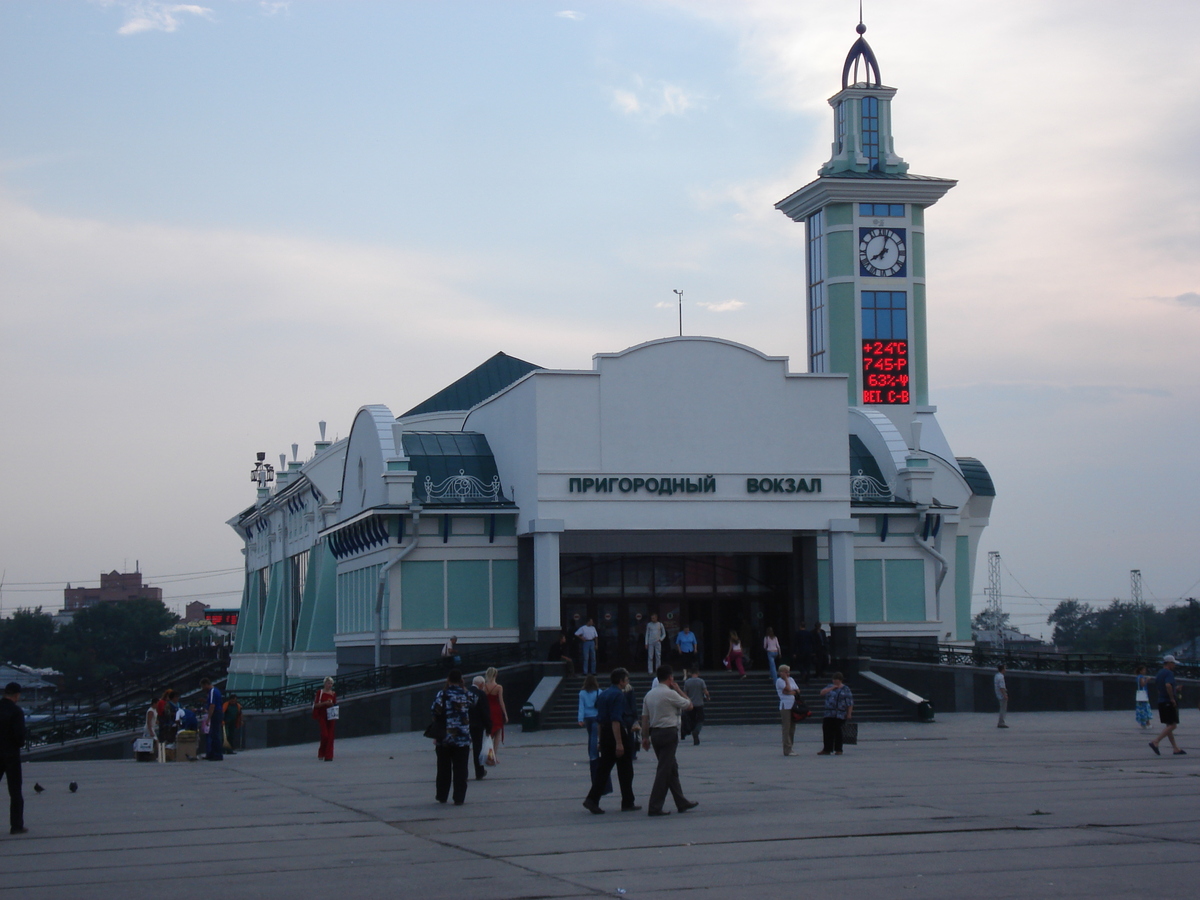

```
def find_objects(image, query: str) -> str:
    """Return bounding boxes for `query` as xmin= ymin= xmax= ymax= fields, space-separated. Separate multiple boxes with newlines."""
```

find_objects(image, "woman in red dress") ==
xmin=312 ymin=677 xmax=337 ymax=761
xmin=483 ymin=667 xmax=507 ymax=760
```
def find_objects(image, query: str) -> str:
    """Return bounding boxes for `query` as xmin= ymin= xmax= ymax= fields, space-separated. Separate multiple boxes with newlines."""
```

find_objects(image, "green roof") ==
xmin=956 ymin=457 xmax=996 ymax=497
xmin=401 ymin=352 xmax=542 ymax=417
xmin=401 ymin=432 xmax=511 ymax=506
xmin=849 ymin=435 xmax=885 ymax=483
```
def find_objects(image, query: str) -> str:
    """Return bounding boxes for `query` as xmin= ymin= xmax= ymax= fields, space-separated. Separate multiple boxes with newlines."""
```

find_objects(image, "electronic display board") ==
xmin=862 ymin=339 xmax=910 ymax=404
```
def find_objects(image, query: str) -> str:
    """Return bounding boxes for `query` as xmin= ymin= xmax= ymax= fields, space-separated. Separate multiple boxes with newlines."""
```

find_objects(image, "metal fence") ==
xmin=857 ymin=637 xmax=1200 ymax=679
xmin=230 ymin=642 xmax=539 ymax=712
xmin=25 ymin=708 xmax=147 ymax=751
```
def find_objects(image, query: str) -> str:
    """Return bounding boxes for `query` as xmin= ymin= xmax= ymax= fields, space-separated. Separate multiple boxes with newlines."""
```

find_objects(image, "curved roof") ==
xmin=956 ymin=457 xmax=996 ymax=497
xmin=401 ymin=352 xmax=542 ymax=418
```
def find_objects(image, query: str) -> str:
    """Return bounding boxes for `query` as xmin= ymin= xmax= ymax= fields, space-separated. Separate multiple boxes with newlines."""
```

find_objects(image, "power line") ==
xmin=0 ymin=566 xmax=242 ymax=587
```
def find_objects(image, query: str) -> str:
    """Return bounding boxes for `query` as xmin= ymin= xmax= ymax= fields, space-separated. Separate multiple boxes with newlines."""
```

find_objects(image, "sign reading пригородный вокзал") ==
xmin=566 ymin=476 xmax=823 ymax=497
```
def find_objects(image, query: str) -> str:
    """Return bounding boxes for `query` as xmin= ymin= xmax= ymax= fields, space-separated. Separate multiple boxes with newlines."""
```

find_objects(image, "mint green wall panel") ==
xmin=492 ymin=560 xmax=519 ymax=628
xmin=232 ymin=571 xmax=259 ymax=655
xmin=827 ymin=230 xmax=854 ymax=277
xmin=911 ymin=205 xmax=924 ymax=226
xmin=493 ymin=516 xmax=517 ymax=537
xmin=292 ymin=551 xmax=318 ymax=651
xmin=448 ymin=560 xmax=491 ymax=629
xmin=913 ymin=282 xmax=928 ymax=405
xmin=257 ymin=561 xmax=287 ymax=653
xmin=855 ymin=559 xmax=884 ymax=621
xmin=401 ymin=560 xmax=445 ymax=630
xmin=911 ymin=231 xmax=926 ymax=278
xmin=816 ymin=559 xmax=830 ymax=623
xmin=302 ymin=541 xmax=338 ymax=650
xmin=825 ymin=203 xmax=853 ymax=226
xmin=956 ymin=536 xmax=972 ymax=640
xmin=886 ymin=559 xmax=926 ymax=621
xmin=827 ymin=281 xmax=857 ymax=405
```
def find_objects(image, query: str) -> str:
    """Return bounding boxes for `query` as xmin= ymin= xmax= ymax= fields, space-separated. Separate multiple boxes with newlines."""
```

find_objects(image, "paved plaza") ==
xmin=2 ymin=711 xmax=1197 ymax=899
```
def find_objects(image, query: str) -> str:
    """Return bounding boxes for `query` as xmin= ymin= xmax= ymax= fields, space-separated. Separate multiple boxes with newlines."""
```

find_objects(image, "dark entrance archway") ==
xmin=559 ymin=553 xmax=793 ymax=672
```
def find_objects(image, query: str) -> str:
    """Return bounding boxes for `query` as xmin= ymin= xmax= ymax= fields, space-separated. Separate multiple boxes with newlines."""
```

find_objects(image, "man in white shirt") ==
xmin=640 ymin=665 xmax=699 ymax=817
xmin=994 ymin=665 xmax=1009 ymax=728
xmin=575 ymin=619 xmax=599 ymax=675
xmin=644 ymin=613 xmax=666 ymax=674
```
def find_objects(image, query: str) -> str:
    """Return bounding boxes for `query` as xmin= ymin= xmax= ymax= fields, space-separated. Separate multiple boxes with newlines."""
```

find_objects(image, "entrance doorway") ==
xmin=560 ymin=554 xmax=791 ymax=672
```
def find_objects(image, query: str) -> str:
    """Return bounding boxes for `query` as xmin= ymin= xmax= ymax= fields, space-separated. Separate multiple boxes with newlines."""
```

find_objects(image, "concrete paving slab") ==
xmin=2 ymin=711 xmax=1198 ymax=899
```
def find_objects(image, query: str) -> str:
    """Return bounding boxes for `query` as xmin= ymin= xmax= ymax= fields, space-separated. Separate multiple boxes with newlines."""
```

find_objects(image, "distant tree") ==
xmin=1047 ymin=599 xmax=1096 ymax=649
xmin=0 ymin=607 xmax=56 ymax=667
xmin=43 ymin=598 xmax=179 ymax=686
xmin=972 ymin=608 xmax=1010 ymax=635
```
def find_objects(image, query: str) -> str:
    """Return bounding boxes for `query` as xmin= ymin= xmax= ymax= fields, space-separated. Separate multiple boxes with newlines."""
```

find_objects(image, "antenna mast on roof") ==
xmin=986 ymin=551 xmax=1004 ymax=651
xmin=673 ymin=289 xmax=684 ymax=336
xmin=1131 ymin=569 xmax=1146 ymax=658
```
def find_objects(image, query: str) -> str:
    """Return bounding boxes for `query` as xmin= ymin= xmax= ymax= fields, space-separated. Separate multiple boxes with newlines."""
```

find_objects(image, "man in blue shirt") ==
xmin=1149 ymin=655 xmax=1185 ymax=756
xmin=582 ymin=668 xmax=640 ymax=814
xmin=200 ymin=678 xmax=223 ymax=761
xmin=675 ymin=625 xmax=698 ymax=672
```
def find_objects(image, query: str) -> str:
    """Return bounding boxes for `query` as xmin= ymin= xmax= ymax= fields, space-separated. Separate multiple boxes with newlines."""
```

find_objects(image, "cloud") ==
xmin=94 ymin=1 xmax=213 ymax=35
xmin=556 ymin=10 xmax=584 ymax=21
xmin=1174 ymin=292 xmax=1200 ymax=307
xmin=697 ymin=299 xmax=745 ymax=312
xmin=610 ymin=77 xmax=702 ymax=120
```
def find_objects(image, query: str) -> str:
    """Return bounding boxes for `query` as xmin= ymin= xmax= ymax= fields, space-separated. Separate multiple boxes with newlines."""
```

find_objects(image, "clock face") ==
xmin=859 ymin=227 xmax=907 ymax=277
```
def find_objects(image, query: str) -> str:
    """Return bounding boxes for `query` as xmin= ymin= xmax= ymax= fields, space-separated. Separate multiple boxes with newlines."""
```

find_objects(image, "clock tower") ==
xmin=776 ymin=22 xmax=955 ymax=439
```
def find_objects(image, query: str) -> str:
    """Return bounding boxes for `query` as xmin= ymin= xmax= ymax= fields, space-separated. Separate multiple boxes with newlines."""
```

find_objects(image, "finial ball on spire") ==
xmin=856 ymin=22 xmax=866 ymax=35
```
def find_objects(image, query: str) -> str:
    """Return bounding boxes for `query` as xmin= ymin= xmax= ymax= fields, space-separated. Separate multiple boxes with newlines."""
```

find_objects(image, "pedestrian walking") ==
xmin=311 ymin=677 xmax=337 ymax=761
xmin=810 ymin=622 xmax=828 ymax=679
xmin=763 ymin=627 xmax=781 ymax=680
xmin=1149 ymin=655 xmax=1185 ymax=756
xmin=640 ymin=665 xmax=699 ymax=817
xmin=200 ymin=677 xmax=224 ymax=761
xmin=675 ymin=625 xmax=698 ymax=672
xmin=775 ymin=664 xmax=801 ymax=756
xmin=482 ymin=667 xmax=508 ymax=759
xmin=817 ymin=672 xmax=853 ymax=755
xmin=683 ymin=669 xmax=709 ymax=745
xmin=0 ymin=682 xmax=27 ymax=835
xmin=995 ymin=665 xmax=1009 ymax=728
xmin=575 ymin=618 xmax=599 ymax=675
xmin=1134 ymin=665 xmax=1153 ymax=729
xmin=582 ymin=668 xmax=640 ymax=814
xmin=725 ymin=631 xmax=746 ymax=677
xmin=645 ymin=613 xmax=666 ymax=674
xmin=578 ymin=674 xmax=610 ymax=795
xmin=431 ymin=669 xmax=477 ymax=805
xmin=468 ymin=676 xmax=493 ymax=780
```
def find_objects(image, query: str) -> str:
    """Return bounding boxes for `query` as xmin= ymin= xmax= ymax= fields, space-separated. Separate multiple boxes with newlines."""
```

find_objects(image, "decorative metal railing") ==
xmin=25 ymin=708 xmax=148 ymax=751
xmin=850 ymin=470 xmax=893 ymax=502
xmin=424 ymin=470 xmax=503 ymax=503
xmin=857 ymin=637 xmax=1200 ymax=679
xmin=232 ymin=642 xmax=538 ymax=712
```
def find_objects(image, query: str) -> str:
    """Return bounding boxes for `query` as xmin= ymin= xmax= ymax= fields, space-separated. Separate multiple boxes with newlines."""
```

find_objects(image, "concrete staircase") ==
xmin=541 ymin=670 xmax=910 ymax=728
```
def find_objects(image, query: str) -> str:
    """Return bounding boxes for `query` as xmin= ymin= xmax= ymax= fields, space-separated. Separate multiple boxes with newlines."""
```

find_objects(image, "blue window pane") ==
xmin=892 ymin=309 xmax=907 ymax=338
xmin=862 ymin=314 xmax=876 ymax=339
xmin=889 ymin=204 xmax=904 ymax=217
xmin=859 ymin=203 xmax=871 ymax=215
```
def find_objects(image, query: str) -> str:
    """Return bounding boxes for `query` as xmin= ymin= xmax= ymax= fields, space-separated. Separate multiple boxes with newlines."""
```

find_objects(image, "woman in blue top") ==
xmin=818 ymin=672 xmax=853 ymax=755
xmin=578 ymin=674 xmax=611 ymax=794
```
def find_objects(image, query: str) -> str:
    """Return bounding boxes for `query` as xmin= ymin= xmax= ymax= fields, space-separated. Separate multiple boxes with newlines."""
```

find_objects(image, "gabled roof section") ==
xmin=956 ymin=457 xmax=996 ymax=497
xmin=401 ymin=352 xmax=542 ymax=418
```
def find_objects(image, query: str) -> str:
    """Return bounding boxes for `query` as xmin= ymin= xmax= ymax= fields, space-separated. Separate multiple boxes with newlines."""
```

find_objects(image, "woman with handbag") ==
xmin=818 ymin=672 xmax=853 ymax=755
xmin=1134 ymin=665 xmax=1153 ymax=729
xmin=775 ymin=664 xmax=801 ymax=756
xmin=312 ymin=677 xmax=337 ymax=761
xmin=482 ymin=667 xmax=508 ymax=761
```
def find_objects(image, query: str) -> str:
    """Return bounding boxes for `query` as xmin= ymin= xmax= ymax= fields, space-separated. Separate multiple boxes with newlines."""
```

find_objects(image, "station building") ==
xmin=225 ymin=26 xmax=995 ymax=690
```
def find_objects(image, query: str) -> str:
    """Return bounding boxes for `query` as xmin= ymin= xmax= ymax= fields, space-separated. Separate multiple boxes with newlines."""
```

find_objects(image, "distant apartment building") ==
xmin=63 ymin=570 xmax=163 ymax=611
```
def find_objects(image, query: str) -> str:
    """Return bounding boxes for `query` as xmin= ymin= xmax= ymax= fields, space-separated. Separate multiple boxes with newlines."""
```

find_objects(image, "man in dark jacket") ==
xmin=0 ymin=682 xmax=26 ymax=835
xmin=468 ymin=675 xmax=493 ymax=780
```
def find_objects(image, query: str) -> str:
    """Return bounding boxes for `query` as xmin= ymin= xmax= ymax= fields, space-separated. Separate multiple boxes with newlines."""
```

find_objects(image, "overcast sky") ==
xmin=1 ymin=1 xmax=1197 ymax=639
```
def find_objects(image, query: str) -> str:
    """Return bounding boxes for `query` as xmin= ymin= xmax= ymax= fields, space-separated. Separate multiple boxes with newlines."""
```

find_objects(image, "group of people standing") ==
xmin=143 ymin=678 xmax=240 ymax=762
xmin=426 ymin=667 xmax=508 ymax=805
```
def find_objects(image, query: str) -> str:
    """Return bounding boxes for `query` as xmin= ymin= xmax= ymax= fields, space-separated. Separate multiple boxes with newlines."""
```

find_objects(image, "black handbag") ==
xmin=424 ymin=712 xmax=447 ymax=741
xmin=790 ymin=701 xmax=810 ymax=723
xmin=841 ymin=720 xmax=858 ymax=745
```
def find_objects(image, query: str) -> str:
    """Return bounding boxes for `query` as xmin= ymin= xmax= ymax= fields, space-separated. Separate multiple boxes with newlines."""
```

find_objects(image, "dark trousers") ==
xmin=435 ymin=743 xmax=470 ymax=804
xmin=679 ymin=652 xmax=697 ymax=672
xmin=822 ymin=717 xmax=844 ymax=753
xmin=586 ymin=730 xmax=635 ymax=808
xmin=205 ymin=723 xmax=223 ymax=761
xmin=648 ymin=727 xmax=689 ymax=813
xmin=1 ymin=755 xmax=22 ymax=832
xmin=470 ymin=725 xmax=487 ymax=778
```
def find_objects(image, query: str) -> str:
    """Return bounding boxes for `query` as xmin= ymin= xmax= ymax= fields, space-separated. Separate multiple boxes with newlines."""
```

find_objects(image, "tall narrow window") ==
xmin=835 ymin=100 xmax=847 ymax=154
xmin=861 ymin=96 xmax=879 ymax=170
xmin=806 ymin=212 xmax=826 ymax=373
xmin=289 ymin=550 xmax=309 ymax=647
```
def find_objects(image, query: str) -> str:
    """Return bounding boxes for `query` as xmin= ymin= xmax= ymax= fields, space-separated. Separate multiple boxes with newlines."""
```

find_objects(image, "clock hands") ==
xmin=870 ymin=238 xmax=891 ymax=262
